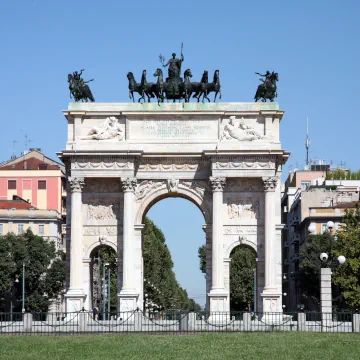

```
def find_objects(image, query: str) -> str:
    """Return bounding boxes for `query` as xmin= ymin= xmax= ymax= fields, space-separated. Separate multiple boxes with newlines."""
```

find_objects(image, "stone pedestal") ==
xmin=320 ymin=267 xmax=332 ymax=318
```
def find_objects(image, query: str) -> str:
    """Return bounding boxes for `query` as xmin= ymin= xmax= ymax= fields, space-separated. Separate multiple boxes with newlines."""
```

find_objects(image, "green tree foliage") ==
xmin=98 ymin=247 xmax=118 ymax=313
xmin=333 ymin=205 xmax=360 ymax=311
xmin=230 ymin=247 xmax=256 ymax=311
xmin=299 ymin=232 xmax=335 ymax=308
xmin=326 ymin=169 xmax=360 ymax=180
xmin=143 ymin=217 xmax=201 ymax=311
xmin=198 ymin=244 xmax=256 ymax=311
xmin=198 ymin=245 xmax=206 ymax=274
xmin=0 ymin=230 xmax=65 ymax=312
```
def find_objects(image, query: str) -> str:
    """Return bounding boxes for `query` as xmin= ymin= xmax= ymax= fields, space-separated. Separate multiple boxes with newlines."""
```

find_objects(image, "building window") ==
xmin=38 ymin=164 xmax=48 ymax=170
xmin=321 ymin=223 xmax=328 ymax=234
xmin=301 ymin=181 xmax=310 ymax=190
xmin=0 ymin=224 xmax=3 ymax=235
xmin=17 ymin=224 xmax=24 ymax=234
xmin=8 ymin=180 xmax=17 ymax=189
xmin=38 ymin=180 xmax=47 ymax=190
xmin=38 ymin=224 xmax=45 ymax=235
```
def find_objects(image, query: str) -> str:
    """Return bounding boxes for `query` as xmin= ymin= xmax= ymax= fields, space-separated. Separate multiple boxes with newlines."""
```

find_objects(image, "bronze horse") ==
xmin=193 ymin=70 xmax=221 ymax=103
xmin=127 ymin=70 xmax=156 ymax=103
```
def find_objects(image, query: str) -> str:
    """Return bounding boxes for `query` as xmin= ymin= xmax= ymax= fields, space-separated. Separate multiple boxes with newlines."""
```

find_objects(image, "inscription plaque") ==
xmin=129 ymin=119 xmax=218 ymax=141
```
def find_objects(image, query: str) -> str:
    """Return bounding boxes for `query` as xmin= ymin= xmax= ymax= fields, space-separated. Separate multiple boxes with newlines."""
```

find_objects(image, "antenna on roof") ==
xmin=305 ymin=117 xmax=310 ymax=167
xmin=12 ymin=141 xmax=17 ymax=159
xmin=24 ymin=133 xmax=32 ymax=153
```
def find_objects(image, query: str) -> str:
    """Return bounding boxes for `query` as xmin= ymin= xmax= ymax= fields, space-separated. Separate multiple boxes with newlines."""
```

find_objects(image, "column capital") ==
xmin=209 ymin=177 xmax=226 ymax=192
xmin=262 ymin=176 xmax=278 ymax=192
xmin=68 ymin=177 xmax=85 ymax=193
xmin=121 ymin=177 xmax=137 ymax=192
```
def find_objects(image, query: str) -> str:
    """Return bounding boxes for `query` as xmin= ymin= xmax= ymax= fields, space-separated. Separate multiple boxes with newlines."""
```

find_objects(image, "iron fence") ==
xmin=0 ymin=310 xmax=358 ymax=335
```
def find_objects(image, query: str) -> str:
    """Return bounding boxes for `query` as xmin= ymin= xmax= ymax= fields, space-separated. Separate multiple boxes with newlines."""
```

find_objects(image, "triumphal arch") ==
xmin=58 ymin=102 xmax=288 ymax=314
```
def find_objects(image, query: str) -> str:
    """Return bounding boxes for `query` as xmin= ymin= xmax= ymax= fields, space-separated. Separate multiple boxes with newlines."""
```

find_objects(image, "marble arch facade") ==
xmin=58 ymin=102 xmax=289 ymax=314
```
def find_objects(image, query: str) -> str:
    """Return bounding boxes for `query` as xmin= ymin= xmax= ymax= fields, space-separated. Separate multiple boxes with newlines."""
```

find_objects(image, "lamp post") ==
xmin=107 ymin=266 xmax=111 ymax=317
xmin=22 ymin=263 xmax=25 ymax=313
xmin=308 ymin=221 xmax=346 ymax=315
xmin=103 ymin=263 xmax=109 ymax=320
xmin=10 ymin=275 xmax=20 ymax=320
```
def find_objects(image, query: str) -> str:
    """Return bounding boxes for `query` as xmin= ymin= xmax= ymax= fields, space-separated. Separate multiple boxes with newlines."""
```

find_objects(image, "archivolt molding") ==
xmin=85 ymin=238 xmax=117 ymax=258
xmin=225 ymin=236 xmax=257 ymax=258
xmin=135 ymin=179 xmax=211 ymax=224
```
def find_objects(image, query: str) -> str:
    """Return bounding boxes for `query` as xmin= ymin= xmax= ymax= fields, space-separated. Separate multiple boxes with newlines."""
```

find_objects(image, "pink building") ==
xmin=0 ymin=149 xmax=66 ymax=242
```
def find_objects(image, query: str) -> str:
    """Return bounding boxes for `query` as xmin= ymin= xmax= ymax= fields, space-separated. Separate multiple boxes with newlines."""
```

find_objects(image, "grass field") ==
xmin=0 ymin=333 xmax=359 ymax=360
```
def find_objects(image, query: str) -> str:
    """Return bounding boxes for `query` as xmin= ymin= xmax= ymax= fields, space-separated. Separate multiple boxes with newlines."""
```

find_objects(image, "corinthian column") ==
xmin=65 ymin=177 xmax=86 ymax=313
xmin=262 ymin=176 xmax=278 ymax=290
xmin=118 ymin=177 xmax=138 ymax=313
xmin=208 ymin=177 xmax=229 ymax=314
xmin=261 ymin=176 xmax=282 ymax=315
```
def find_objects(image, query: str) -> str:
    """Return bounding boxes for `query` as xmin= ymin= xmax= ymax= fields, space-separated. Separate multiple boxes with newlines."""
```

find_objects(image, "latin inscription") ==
xmin=129 ymin=119 xmax=217 ymax=140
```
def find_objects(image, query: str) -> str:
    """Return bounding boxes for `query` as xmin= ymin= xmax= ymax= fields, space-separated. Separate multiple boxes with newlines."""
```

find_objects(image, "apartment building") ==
xmin=0 ymin=149 xmax=66 ymax=250
xmin=281 ymin=166 xmax=359 ymax=311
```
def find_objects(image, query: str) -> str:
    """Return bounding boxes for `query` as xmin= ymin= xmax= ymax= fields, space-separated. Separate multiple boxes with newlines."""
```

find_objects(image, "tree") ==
xmin=198 ymin=244 xmax=256 ymax=311
xmin=0 ymin=230 xmax=65 ymax=312
xmin=230 ymin=246 xmax=256 ymax=311
xmin=143 ymin=217 xmax=201 ymax=311
xmin=332 ymin=204 xmax=360 ymax=311
xmin=299 ymin=232 xmax=335 ymax=309
xmin=98 ymin=247 xmax=118 ymax=314
xmin=198 ymin=245 xmax=206 ymax=274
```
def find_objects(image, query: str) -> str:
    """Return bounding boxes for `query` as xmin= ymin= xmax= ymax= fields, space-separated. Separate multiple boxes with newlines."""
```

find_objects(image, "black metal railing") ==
xmin=0 ymin=310 xmax=357 ymax=335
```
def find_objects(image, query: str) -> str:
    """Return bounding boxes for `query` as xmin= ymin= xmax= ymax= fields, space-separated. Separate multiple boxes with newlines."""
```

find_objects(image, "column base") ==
xmin=118 ymin=289 xmax=139 ymax=322
xmin=208 ymin=289 xmax=229 ymax=313
xmin=261 ymin=291 xmax=282 ymax=313
xmin=65 ymin=289 xmax=86 ymax=314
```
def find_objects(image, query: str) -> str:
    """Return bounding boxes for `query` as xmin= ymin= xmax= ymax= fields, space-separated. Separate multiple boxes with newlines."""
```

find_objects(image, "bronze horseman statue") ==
xmin=254 ymin=70 xmax=279 ymax=102
xmin=68 ymin=69 xmax=95 ymax=102
xmin=127 ymin=43 xmax=222 ymax=103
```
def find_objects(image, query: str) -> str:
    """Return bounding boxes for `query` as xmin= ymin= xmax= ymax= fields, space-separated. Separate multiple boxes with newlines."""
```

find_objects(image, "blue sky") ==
xmin=1 ymin=1 xmax=359 ymax=305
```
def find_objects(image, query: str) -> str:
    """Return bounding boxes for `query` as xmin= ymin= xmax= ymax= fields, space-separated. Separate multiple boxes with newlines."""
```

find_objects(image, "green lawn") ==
xmin=0 ymin=333 xmax=359 ymax=360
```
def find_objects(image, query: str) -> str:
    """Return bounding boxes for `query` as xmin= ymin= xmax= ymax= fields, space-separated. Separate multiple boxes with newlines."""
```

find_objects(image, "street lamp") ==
xmin=317 ymin=221 xmax=346 ymax=315
xmin=107 ymin=265 xmax=111 ymax=318
xmin=22 ymin=263 xmax=25 ymax=313
xmin=103 ymin=263 xmax=109 ymax=320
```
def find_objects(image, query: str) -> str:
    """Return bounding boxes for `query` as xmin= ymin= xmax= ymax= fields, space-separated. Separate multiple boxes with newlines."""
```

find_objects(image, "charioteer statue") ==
xmin=126 ymin=43 xmax=221 ymax=104
xmin=254 ymin=70 xmax=279 ymax=102
xmin=68 ymin=69 xmax=95 ymax=102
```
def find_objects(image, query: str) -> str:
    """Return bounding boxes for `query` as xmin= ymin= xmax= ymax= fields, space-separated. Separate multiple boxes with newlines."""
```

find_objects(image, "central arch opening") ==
xmin=142 ymin=197 xmax=206 ymax=312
